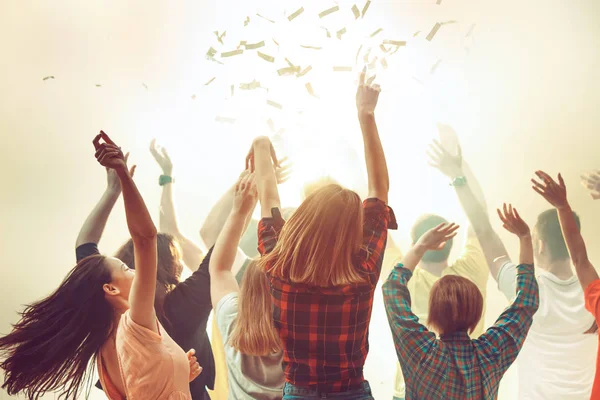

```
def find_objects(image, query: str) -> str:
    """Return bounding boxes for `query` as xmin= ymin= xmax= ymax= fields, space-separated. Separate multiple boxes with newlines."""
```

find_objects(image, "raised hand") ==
xmin=275 ymin=156 xmax=292 ymax=184
xmin=186 ymin=349 xmax=203 ymax=382
xmin=149 ymin=139 xmax=173 ymax=176
xmin=93 ymin=131 xmax=127 ymax=172
xmin=245 ymin=136 xmax=279 ymax=173
xmin=416 ymin=223 xmax=460 ymax=251
xmin=531 ymin=170 xmax=568 ymax=209
xmin=427 ymin=139 xmax=463 ymax=179
xmin=107 ymin=152 xmax=136 ymax=193
xmin=356 ymin=67 xmax=381 ymax=114
xmin=581 ymin=170 xmax=600 ymax=200
xmin=233 ymin=171 xmax=257 ymax=215
xmin=497 ymin=203 xmax=530 ymax=238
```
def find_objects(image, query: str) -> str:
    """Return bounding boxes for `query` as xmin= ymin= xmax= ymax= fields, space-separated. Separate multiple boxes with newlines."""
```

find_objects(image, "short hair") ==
xmin=427 ymin=275 xmax=483 ymax=336
xmin=411 ymin=214 xmax=454 ymax=262
xmin=535 ymin=209 xmax=581 ymax=261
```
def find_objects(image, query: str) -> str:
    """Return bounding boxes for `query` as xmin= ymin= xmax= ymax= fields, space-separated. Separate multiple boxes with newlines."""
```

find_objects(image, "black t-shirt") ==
xmin=76 ymin=243 xmax=215 ymax=400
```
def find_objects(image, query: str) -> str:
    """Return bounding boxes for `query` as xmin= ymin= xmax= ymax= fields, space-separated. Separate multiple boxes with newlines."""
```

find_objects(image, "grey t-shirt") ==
xmin=215 ymin=292 xmax=285 ymax=400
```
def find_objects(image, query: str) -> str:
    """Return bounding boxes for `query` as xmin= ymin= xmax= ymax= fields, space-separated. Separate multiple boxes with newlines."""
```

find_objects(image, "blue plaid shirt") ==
xmin=383 ymin=263 xmax=539 ymax=400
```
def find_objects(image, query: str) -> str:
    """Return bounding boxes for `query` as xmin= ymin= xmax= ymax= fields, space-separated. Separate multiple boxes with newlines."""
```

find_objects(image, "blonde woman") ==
xmin=209 ymin=171 xmax=285 ymax=400
xmin=247 ymin=69 xmax=397 ymax=399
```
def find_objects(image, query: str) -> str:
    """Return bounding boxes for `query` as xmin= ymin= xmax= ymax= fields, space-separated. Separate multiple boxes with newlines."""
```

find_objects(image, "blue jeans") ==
xmin=282 ymin=381 xmax=374 ymax=399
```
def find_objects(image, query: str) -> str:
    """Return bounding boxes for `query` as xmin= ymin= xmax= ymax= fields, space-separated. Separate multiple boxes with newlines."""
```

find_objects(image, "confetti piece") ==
xmin=215 ymin=116 xmax=236 ymax=124
xmin=426 ymin=23 xmax=441 ymax=41
xmin=441 ymin=20 xmax=458 ymax=25
xmin=278 ymin=66 xmax=301 ymax=76
xmin=370 ymin=28 xmax=383 ymax=38
xmin=214 ymin=31 xmax=227 ymax=44
xmin=142 ymin=83 xmax=148 ymax=90
xmin=95 ymin=84 xmax=102 ymax=87
xmin=305 ymin=82 xmax=319 ymax=98
xmin=206 ymin=47 xmax=217 ymax=57
xmin=351 ymin=4 xmax=361 ymax=19
xmin=366 ymin=75 xmax=376 ymax=85
xmin=355 ymin=44 xmax=363 ymax=65
xmin=381 ymin=58 xmax=388 ymax=69
xmin=285 ymin=58 xmax=295 ymax=67
xmin=191 ymin=94 xmax=196 ymax=100
xmin=240 ymin=79 xmax=261 ymax=90
xmin=379 ymin=44 xmax=388 ymax=52
xmin=257 ymin=13 xmax=275 ymax=23
xmin=267 ymin=119 xmax=275 ymax=132
xmin=257 ymin=51 xmax=275 ymax=62
xmin=267 ymin=99 xmax=283 ymax=109
xmin=466 ymin=23 xmax=476 ymax=37
xmin=245 ymin=41 xmax=265 ymax=50
xmin=204 ymin=77 xmax=216 ymax=86
xmin=361 ymin=0 xmax=371 ymax=17
xmin=368 ymin=56 xmax=378 ymax=69
xmin=363 ymin=47 xmax=372 ymax=63
xmin=319 ymin=5 xmax=340 ymax=18
xmin=337 ymin=27 xmax=347 ymax=40
xmin=42 ymin=76 xmax=55 ymax=81
xmin=236 ymin=40 xmax=247 ymax=49
xmin=221 ymin=49 xmax=244 ymax=57
xmin=297 ymin=65 xmax=313 ymax=77
xmin=231 ymin=85 xmax=234 ymax=96
xmin=383 ymin=40 xmax=406 ymax=46
xmin=272 ymin=38 xmax=280 ymax=46
xmin=436 ymin=0 xmax=442 ymax=4
xmin=413 ymin=31 xmax=421 ymax=37
xmin=300 ymin=45 xmax=323 ymax=50
xmin=288 ymin=7 xmax=304 ymax=21
xmin=333 ymin=66 xmax=353 ymax=72
xmin=430 ymin=59 xmax=442 ymax=74
xmin=244 ymin=16 xmax=250 ymax=26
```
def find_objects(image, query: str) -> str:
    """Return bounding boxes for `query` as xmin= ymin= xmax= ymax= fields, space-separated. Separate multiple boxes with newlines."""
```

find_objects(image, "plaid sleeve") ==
xmin=476 ymin=263 xmax=539 ymax=371
xmin=359 ymin=198 xmax=398 ymax=275
xmin=257 ymin=207 xmax=285 ymax=256
xmin=383 ymin=264 xmax=436 ymax=383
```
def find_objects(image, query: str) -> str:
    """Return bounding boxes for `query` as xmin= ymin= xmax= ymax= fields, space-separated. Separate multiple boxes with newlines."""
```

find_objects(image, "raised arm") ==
xmin=94 ymin=132 xmax=158 ymax=332
xmin=150 ymin=140 xmax=204 ymax=270
xmin=247 ymin=137 xmax=280 ymax=218
xmin=533 ymin=171 xmax=599 ymax=290
xmin=399 ymin=223 xmax=460 ymax=272
xmin=581 ymin=170 xmax=600 ymax=200
xmin=356 ymin=69 xmax=389 ymax=203
xmin=427 ymin=138 xmax=510 ymax=280
xmin=209 ymin=173 xmax=257 ymax=307
xmin=497 ymin=204 xmax=533 ymax=266
xmin=75 ymin=153 xmax=135 ymax=250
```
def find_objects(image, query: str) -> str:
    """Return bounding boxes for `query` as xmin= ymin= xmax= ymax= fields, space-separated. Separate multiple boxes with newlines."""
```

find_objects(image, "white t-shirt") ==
xmin=498 ymin=262 xmax=597 ymax=399
xmin=215 ymin=292 xmax=285 ymax=400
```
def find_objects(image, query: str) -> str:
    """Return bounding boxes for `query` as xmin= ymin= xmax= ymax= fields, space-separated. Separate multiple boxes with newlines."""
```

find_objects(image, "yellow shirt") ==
xmin=393 ymin=236 xmax=489 ymax=398
xmin=208 ymin=318 xmax=229 ymax=400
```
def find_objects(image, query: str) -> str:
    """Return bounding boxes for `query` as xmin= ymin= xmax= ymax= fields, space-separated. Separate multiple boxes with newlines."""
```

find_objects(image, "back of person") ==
xmin=98 ymin=311 xmax=192 ymax=400
xmin=216 ymin=292 xmax=285 ymax=400
xmin=498 ymin=264 xmax=597 ymax=399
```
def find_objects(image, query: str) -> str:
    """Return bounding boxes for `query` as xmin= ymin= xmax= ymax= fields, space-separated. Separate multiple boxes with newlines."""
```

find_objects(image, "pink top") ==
xmin=97 ymin=311 xmax=191 ymax=400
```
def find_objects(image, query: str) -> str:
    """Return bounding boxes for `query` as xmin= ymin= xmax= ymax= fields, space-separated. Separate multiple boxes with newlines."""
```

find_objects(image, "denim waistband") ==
xmin=283 ymin=381 xmax=372 ymax=398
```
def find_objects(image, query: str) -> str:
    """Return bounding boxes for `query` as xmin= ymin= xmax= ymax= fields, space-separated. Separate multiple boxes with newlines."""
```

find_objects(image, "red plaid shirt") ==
xmin=258 ymin=198 xmax=397 ymax=392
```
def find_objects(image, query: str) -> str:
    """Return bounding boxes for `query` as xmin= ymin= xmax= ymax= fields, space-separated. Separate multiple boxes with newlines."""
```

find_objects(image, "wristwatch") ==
xmin=159 ymin=175 xmax=174 ymax=186
xmin=450 ymin=176 xmax=467 ymax=187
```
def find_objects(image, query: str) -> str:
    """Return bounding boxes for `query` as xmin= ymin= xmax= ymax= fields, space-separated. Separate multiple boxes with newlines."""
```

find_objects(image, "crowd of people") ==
xmin=1 ymin=70 xmax=600 ymax=400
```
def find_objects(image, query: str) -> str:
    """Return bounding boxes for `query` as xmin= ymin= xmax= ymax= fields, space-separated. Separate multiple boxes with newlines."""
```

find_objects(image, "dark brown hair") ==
xmin=0 ymin=255 xmax=114 ymax=399
xmin=427 ymin=275 xmax=483 ymax=336
xmin=114 ymin=233 xmax=182 ymax=328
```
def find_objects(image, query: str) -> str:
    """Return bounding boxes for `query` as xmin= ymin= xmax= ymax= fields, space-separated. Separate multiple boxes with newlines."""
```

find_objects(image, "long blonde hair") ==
xmin=258 ymin=184 xmax=365 ymax=287
xmin=228 ymin=261 xmax=282 ymax=356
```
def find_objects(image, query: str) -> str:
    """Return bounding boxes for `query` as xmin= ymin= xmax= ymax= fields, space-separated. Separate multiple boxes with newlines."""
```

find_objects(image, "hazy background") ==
xmin=1 ymin=0 xmax=600 ymax=398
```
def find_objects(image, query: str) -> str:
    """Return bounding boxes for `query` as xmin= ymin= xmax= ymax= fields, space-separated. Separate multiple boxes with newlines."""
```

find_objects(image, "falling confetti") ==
xmin=244 ymin=16 xmax=250 ymax=26
xmin=245 ymin=41 xmax=265 ymax=50
xmin=413 ymin=31 xmax=421 ymax=37
xmin=437 ymin=0 xmax=443 ymax=4
xmin=300 ymin=45 xmax=323 ymax=50
xmin=379 ymin=44 xmax=388 ymax=53
xmin=297 ymin=66 xmax=313 ymax=77
xmin=267 ymin=99 xmax=283 ymax=109
xmin=430 ymin=59 xmax=442 ymax=74
xmin=383 ymin=40 xmax=406 ymax=46
xmin=95 ymin=84 xmax=102 ymax=87
xmin=361 ymin=0 xmax=371 ymax=17
xmin=285 ymin=58 xmax=295 ymax=67
xmin=426 ymin=23 xmax=442 ymax=41
xmin=319 ymin=5 xmax=340 ymax=18
xmin=42 ymin=76 xmax=55 ymax=81
xmin=272 ymin=38 xmax=280 ymax=46
xmin=257 ymin=51 xmax=275 ymax=62
xmin=351 ymin=4 xmax=361 ymax=19
xmin=466 ymin=23 xmax=476 ymax=37
xmin=336 ymin=27 xmax=347 ymax=40
xmin=142 ymin=83 xmax=148 ymax=90
xmin=381 ymin=58 xmax=388 ymax=69
xmin=370 ymin=28 xmax=383 ymax=37
xmin=206 ymin=47 xmax=217 ymax=58
xmin=256 ymin=13 xmax=275 ymax=23
xmin=355 ymin=44 xmax=363 ymax=65
xmin=288 ymin=7 xmax=305 ymax=21
xmin=215 ymin=116 xmax=236 ymax=124
xmin=214 ymin=31 xmax=227 ymax=44
xmin=221 ymin=49 xmax=244 ymax=57
xmin=333 ymin=66 xmax=353 ymax=72
xmin=204 ymin=77 xmax=216 ymax=86
xmin=240 ymin=80 xmax=261 ymax=90
xmin=278 ymin=66 xmax=301 ymax=76
xmin=305 ymin=82 xmax=319 ymax=98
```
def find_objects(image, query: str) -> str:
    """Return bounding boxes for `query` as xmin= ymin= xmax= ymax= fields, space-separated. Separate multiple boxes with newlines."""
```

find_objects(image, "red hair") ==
xmin=427 ymin=275 xmax=483 ymax=336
